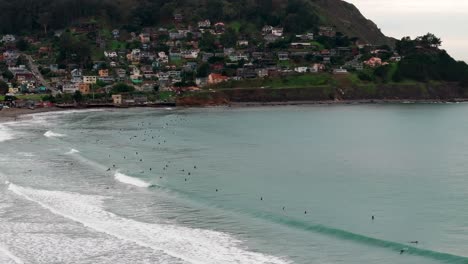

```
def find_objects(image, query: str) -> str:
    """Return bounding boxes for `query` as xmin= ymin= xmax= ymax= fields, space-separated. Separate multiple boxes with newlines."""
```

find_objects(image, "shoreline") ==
xmin=0 ymin=107 xmax=64 ymax=122
xmin=226 ymin=98 xmax=468 ymax=107
xmin=1 ymin=98 xmax=467 ymax=122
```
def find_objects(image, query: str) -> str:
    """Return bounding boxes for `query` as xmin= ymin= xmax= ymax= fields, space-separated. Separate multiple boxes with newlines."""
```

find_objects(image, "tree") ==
xmin=16 ymin=38 xmax=29 ymax=51
xmin=199 ymin=32 xmax=217 ymax=52
xmin=73 ymin=91 xmax=83 ymax=103
xmin=0 ymin=80 xmax=8 ymax=95
xmin=220 ymin=28 xmax=238 ymax=48
xmin=111 ymin=83 xmax=135 ymax=93
xmin=196 ymin=62 xmax=210 ymax=78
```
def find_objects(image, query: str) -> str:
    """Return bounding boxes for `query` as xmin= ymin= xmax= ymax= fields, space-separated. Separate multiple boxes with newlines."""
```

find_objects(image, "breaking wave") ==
xmin=114 ymin=172 xmax=152 ymax=188
xmin=44 ymin=131 xmax=66 ymax=138
xmin=0 ymin=124 xmax=14 ymax=142
xmin=65 ymin=149 xmax=80 ymax=155
xmin=7 ymin=183 xmax=289 ymax=264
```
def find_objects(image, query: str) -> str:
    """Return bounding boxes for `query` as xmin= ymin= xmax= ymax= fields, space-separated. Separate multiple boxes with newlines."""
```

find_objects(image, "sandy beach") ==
xmin=0 ymin=107 xmax=63 ymax=122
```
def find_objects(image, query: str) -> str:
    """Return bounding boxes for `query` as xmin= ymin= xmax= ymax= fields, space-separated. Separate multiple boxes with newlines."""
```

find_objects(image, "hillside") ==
xmin=0 ymin=0 xmax=392 ymax=46
xmin=312 ymin=0 xmax=393 ymax=45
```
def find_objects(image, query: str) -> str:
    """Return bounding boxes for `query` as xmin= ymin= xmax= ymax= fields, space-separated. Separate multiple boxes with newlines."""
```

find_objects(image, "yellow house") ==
xmin=112 ymin=94 xmax=122 ymax=105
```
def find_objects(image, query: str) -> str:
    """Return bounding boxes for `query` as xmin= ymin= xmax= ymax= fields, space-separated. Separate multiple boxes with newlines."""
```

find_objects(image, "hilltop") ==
xmin=0 ymin=0 xmax=391 ymax=46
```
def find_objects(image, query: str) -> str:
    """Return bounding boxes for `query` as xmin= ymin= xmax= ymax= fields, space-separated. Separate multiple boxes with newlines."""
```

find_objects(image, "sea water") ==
xmin=1 ymin=105 xmax=468 ymax=263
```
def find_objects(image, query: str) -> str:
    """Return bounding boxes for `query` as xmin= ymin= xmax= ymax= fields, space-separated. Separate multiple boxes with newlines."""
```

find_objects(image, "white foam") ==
xmin=0 ymin=124 xmax=14 ymax=142
xmin=65 ymin=149 xmax=80 ymax=155
xmin=114 ymin=172 xmax=152 ymax=188
xmin=7 ymin=183 xmax=289 ymax=264
xmin=165 ymin=107 xmax=174 ymax=110
xmin=0 ymin=243 xmax=24 ymax=264
xmin=44 ymin=131 xmax=66 ymax=138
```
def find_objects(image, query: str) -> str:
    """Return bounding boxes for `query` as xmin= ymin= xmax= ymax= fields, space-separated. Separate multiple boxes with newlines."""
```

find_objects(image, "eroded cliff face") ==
xmin=177 ymin=83 xmax=467 ymax=106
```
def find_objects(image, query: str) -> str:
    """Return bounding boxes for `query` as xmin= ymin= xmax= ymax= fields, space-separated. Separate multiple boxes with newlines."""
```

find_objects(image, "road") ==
xmin=23 ymin=54 xmax=59 ymax=95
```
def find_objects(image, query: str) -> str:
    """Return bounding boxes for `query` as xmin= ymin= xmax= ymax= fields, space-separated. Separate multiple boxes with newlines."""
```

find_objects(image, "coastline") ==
xmin=226 ymin=98 xmax=468 ymax=107
xmin=2 ymin=97 xmax=467 ymax=123
xmin=0 ymin=107 xmax=64 ymax=122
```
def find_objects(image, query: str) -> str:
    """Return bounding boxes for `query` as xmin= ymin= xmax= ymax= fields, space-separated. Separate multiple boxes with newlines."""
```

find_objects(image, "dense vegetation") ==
xmin=0 ymin=0 xmax=320 ymax=35
xmin=362 ymin=34 xmax=468 ymax=86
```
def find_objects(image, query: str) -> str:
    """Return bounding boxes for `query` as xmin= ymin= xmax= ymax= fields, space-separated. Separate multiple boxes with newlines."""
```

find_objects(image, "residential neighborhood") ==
xmin=0 ymin=15 xmax=444 ymax=107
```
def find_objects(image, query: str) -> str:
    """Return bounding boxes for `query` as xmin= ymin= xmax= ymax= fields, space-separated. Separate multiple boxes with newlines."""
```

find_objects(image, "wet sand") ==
xmin=0 ymin=107 xmax=62 ymax=122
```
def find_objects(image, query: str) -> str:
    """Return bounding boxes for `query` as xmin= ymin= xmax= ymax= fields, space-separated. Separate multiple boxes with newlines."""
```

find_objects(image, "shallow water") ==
xmin=1 ymin=105 xmax=468 ymax=263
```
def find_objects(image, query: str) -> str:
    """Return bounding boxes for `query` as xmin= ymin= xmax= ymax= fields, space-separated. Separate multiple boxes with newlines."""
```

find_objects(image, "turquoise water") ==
xmin=1 ymin=105 xmax=468 ymax=263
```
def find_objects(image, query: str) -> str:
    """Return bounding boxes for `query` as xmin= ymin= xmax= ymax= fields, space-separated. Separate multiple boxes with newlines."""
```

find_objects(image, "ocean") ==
xmin=1 ymin=105 xmax=468 ymax=264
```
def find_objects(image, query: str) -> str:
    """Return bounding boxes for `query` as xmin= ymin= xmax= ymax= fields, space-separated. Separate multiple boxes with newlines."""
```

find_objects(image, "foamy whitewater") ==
xmin=7 ymin=183 xmax=287 ymax=264
xmin=0 ymin=124 xmax=14 ymax=142
xmin=114 ymin=172 xmax=152 ymax=188
xmin=2 ymin=107 xmax=468 ymax=264
xmin=44 ymin=131 xmax=66 ymax=138
xmin=65 ymin=149 xmax=80 ymax=155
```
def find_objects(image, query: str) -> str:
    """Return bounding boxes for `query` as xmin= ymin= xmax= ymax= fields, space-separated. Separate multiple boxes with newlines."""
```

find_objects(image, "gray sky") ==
xmin=345 ymin=0 xmax=468 ymax=61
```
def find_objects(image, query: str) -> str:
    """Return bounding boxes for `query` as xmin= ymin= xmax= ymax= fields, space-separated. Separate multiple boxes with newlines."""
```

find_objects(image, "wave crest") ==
xmin=114 ymin=172 xmax=152 ymax=188
xmin=7 ymin=183 xmax=288 ymax=264
xmin=44 ymin=131 xmax=66 ymax=138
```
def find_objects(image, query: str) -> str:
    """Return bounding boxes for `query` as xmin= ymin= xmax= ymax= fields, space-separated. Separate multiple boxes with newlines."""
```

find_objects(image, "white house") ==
xmin=62 ymin=83 xmax=78 ymax=93
xmin=83 ymin=76 xmax=97 ymax=84
xmin=104 ymin=51 xmax=118 ymax=58
xmin=294 ymin=67 xmax=309 ymax=73
xmin=1 ymin=35 xmax=16 ymax=43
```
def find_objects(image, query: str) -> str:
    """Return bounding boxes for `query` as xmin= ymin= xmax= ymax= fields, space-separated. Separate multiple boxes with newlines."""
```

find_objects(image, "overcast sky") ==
xmin=345 ymin=0 xmax=468 ymax=61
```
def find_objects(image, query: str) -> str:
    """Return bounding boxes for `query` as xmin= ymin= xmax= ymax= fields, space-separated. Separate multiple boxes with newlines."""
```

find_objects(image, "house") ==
xmin=214 ymin=23 xmax=226 ymax=34
xmin=181 ymin=49 xmax=200 ymax=59
xmin=98 ymin=69 xmax=109 ymax=77
xmin=310 ymin=63 xmax=326 ymax=73
xmin=291 ymin=43 xmax=312 ymax=49
xmin=9 ymin=66 xmax=35 ymax=82
xmin=277 ymin=52 xmax=289 ymax=61
xmin=110 ymin=62 xmax=117 ymax=67
xmin=264 ymin=34 xmax=281 ymax=43
xmin=196 ymin=77 xmax=208 ymax=87
xmin=104 ymin=51 xmax=118 ymax=58
xmin=364 ymin=57 xmax=385 ymax=67
xmin=296 ymin=33 xmax=314 ymax=40
xmin=139 ymin=33 xmax=151 ymax=43
xmin=319 ymin=26 xmax=336 ymax=37
xmin=3 ymin=51 xmax=19 ymax=61
xmin=158 ymin=52 xmax=169 ymax=63
xmin=294 ymin=67 xmax=309 ymax=73
xmin=333 ymin=68 xmax=348 ymax=74
xmin=112 ymin=29 xmax=120 ymax=39
xmin=71 ymin=69 xmax=83 ymax=83
xmin=271 ymin=27 xmax=284 ymax=37
xmin=112 ymin=94 xmax=123 ymax=105
xmin=79 ymin=83 xmax=91 ymax=94
xmin=133 ymin=94 xmax=148 ymax=104
xmin=62 ymin=83 xmax=78 ymax=94
xmin=140 ymin=65 xmax=155 ymax=78
xmin=237 ymin=67 xmax=257 ymax=79
xmin=83 ymin=76 xmax=97 ymax=84
xmin=1 ymin=35 xmax=16 ymax=43
xmin=127 ymin=49 xmax=141 ymax=62
xmin=256 ymin=68 xmax=269 ymax=78
xmin=174 ymin=13 xmax=183 ymax=22
xmin=208 ymin=73 xmax=228 ymax=85
xmin=198 ymin=20 xmax=211 ymax=28
xmin=390 ymin=55 xmax=402 ymax=62
xmin=237 ymin=40 xmax=249 ymax=47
